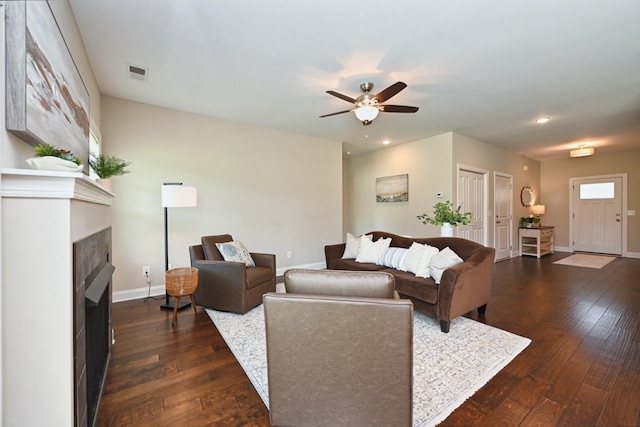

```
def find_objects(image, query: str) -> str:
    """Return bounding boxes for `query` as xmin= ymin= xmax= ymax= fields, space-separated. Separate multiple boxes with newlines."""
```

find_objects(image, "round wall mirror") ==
xmin=521 ymin=186 xmax=533 ymax=207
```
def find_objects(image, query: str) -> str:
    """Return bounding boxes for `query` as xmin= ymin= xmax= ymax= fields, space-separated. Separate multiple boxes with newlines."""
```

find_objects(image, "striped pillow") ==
xmin=377 ymin=247 xmax=409 ymax=270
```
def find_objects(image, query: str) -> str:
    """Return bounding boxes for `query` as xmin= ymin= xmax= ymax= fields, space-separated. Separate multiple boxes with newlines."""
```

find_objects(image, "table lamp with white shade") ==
xmin=531 ymin=204 xmax=546 ymax=225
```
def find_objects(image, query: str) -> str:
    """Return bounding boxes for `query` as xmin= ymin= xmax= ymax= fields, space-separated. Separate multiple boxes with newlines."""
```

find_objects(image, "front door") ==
xmin=494 ymin=173 xmax=513 ymax=260
xmin=572 ymin=176 xmax=623 ymax=255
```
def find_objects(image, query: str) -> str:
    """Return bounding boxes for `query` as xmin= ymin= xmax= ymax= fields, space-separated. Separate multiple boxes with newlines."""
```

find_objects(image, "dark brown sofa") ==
xmin=325 ymin=231 xmax=495 ymax=332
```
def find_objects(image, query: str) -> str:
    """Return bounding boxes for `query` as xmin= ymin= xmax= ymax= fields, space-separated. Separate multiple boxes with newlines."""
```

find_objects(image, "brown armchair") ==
xmin=189 ymin=234 xmax=276 ymax=314
xmin=264 ymin=269 xmax=413 ymax=427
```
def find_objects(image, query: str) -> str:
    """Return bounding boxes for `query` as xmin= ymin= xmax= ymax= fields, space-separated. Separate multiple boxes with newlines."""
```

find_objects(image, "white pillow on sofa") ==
xmin=403 ymin=242 xmax=439 ymax=278
xmin=378 ymin=247 xmax=409 ymax=270
xmin=356 ymin=237 xmax=391 ymax=264
xmin=429 ymin=247 xmax=463 ymax=284
xmin=342 ymin=233 xmax=372 ymax=259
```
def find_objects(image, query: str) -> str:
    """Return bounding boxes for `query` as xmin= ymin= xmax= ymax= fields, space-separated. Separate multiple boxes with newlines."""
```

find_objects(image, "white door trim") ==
xmin=569 ymin=173 xmax=628 ymax=257
xmin=494 ymin=172 xmax=514 ymax=260
xmin=456 ymin=164 xmax=489 ymax=246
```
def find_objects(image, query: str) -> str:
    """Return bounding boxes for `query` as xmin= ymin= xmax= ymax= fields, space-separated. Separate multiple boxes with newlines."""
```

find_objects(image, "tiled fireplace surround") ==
xmin=2 ymin=169 xmax=114 ymax=427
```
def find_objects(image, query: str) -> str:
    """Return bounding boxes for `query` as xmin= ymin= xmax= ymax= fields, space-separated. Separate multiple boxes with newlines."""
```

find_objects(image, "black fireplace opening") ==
xmin=74 ymin=227 xmax=112 ymax=427
xmin=85 ymin=259 xmax=114 ymax=427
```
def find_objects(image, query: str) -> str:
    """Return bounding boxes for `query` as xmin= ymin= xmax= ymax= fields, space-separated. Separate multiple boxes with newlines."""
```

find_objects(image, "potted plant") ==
xmin=88 ymin=153 xmax=131 ymax=191
xmin=417 ymin=201 xmax=472 ymax=236
xmin=519 ymin=215 xmax=541 ymax=228
xmin=26 ymin=142 xmax=83 ymax=172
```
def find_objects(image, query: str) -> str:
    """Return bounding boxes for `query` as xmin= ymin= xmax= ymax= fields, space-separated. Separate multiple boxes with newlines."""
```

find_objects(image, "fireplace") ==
xmin=74 ymin=227 xmax=113 ymax=427
xmin=2 ymin=169 xmax=114 ymax=426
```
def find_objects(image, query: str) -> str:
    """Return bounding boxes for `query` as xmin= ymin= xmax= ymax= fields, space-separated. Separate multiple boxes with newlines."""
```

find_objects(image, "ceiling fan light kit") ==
xmin=570 ymin=145 xmax=595 ymax=158
xmin=321 ymin=81 xmax=419 ymax=126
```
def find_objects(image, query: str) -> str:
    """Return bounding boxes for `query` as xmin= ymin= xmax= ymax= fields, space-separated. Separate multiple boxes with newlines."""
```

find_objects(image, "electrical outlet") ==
xmin=287 ymin=251 xmax=293 ymax=259
xmin=142 ymin=266 xmax=150 ymax=276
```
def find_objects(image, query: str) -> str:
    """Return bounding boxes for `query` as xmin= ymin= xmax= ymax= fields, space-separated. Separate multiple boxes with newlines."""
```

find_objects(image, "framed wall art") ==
xmin=5 ymin=0 xmax=90 ymax=174
xmin=376 ymin=174 xmax=408 ymax=203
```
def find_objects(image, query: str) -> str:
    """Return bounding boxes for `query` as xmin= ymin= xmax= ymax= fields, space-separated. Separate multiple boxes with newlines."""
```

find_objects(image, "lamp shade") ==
xmin=162 ymin=184 xmax=197 ymax=208
xmin=354 ymin=106 xmax=379 ymax=122
xmin=531 ymin=204 xmax=546 ymax=215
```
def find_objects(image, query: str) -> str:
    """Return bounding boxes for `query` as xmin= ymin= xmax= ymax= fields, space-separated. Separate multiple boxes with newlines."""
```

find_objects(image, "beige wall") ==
xmin=453 ymin=132 xmax=542 ymax=248
xmin=345 ymin=132 xmax=538 ymax=252
xmin=541 ymin=149 xmax=640 ymax=254
xmin=101 ymin=97 xmax=343 ymax=297
xmin=344 ymin=132 xmax=453 ymax=238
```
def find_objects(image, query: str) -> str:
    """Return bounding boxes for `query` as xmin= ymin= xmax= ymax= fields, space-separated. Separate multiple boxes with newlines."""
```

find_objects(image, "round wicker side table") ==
xmin=165 ymin=267 xmax=199 ymax=325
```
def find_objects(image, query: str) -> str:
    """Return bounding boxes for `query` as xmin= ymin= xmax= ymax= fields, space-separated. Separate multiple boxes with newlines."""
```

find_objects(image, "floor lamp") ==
xmin=161 ymin=182 xmax=197 ymax=311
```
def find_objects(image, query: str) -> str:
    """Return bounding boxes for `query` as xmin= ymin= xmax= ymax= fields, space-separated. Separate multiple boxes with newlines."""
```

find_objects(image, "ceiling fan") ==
xmin=320 ymin=81 xmax=419 ymax=126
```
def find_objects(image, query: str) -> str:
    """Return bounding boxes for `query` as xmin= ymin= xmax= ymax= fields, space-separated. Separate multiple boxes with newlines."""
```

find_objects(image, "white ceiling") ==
xmin=69 ymin=0 xmax=640 ymax=159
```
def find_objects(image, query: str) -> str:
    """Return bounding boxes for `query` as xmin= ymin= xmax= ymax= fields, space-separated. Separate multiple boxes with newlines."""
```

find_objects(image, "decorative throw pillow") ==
xmin=403 ymin=242 xmax=439 ymax=278
xmin=355 ymin=237 xmax=391 ymax=264
xmin=429 ymin=247 xmax=463 ymax=284
xmin=215 ymin=241 xmax=255 ymax=267
xmin=342 ymin=233 xmax=372 ymax=259
xmin=378 ymin=247 xmax=409 ymax=270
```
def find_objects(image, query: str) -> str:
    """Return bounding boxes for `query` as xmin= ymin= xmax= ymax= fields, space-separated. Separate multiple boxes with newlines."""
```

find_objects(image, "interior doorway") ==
xmin=494 ymin=173 xmax=513 ymax=260
xmin=457 ymin=166 xmax=487 ymax=245
xmin=570 ymin=174 xmax=626 ymax=255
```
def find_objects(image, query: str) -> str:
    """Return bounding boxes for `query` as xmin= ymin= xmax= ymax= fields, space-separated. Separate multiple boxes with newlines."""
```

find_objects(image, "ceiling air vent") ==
xmin=127 ymin=64 xmax=149 ymax=82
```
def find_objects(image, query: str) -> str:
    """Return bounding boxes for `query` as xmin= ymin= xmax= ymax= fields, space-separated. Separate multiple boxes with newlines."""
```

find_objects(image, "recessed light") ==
xmin=382 ymin=140 xmax=391 ymax=145
xmin=535 ymin=117 xmax=550 ymax=124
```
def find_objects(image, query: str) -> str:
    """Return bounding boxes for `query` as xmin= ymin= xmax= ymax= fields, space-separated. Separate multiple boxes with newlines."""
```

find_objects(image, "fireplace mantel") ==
xmin=1 ymin=168 xmax=114 ymax=427
xmin=1 ymin=168 xmax=114 ymax=204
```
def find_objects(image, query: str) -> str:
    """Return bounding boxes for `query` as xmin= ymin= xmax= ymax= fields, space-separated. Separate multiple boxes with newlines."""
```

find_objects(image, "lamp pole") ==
xmin=160 ymin=182 xmax=197 ymax=311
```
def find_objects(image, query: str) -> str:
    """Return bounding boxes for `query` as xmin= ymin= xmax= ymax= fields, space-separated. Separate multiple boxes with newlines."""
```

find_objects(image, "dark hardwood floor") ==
xmin=97 ymin=253 xmax=640 ymax=426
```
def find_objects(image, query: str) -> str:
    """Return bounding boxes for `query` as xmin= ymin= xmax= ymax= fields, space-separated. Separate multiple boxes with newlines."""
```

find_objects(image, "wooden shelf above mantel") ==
xmin=1 ymin=168 xmax=114 ymax=206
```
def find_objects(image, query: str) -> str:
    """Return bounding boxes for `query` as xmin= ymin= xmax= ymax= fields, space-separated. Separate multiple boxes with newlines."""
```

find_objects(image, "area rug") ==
xmin=553 ymin=253 xmax=617 ymax=269
xmin=207 ymin=285 xmax=530 ymax=427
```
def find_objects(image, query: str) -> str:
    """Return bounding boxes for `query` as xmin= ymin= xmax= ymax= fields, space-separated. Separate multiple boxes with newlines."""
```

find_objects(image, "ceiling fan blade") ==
xmin=373 ymin=82 xmax=407 ymax=103
xmin=380 ymin=105 xmax=419 ymax=113
xmin=319 ymin=109 xmax=353 ymax=118
xmin=326 ymin=90 xmax=357 ymax=104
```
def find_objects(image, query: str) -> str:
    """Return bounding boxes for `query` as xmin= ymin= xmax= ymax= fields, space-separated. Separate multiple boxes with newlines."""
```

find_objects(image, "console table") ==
xmin=519 ymin=226 xmax=554 ymax=258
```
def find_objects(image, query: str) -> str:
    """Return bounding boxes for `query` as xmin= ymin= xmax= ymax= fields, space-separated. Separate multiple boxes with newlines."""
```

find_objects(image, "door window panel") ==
xmin=580 ymin=182 xmax=614 ymax=199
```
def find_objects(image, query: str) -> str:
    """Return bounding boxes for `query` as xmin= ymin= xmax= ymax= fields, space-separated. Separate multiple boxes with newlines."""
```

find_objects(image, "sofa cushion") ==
xmin=356 ymin=237 xmax=391 ymax=264
xmin=378 ymin=247 xmax=409 ymax=270
xmin=327 ymin=258 xmax=387 ymax=271
xmin=215 ymin=241 xmax=256 ymax=267
xmin=403 ymin=242 xmax=439 ymax=278
xmin=246 ymin=266 xmax=273 ymax=290
xmin=429 ymin=247 xmax=463 ymax=284
xmin=391 ymin=270 xmax=439 ymax=304
xmin=201 ymin=234 xmax=233 ymax=261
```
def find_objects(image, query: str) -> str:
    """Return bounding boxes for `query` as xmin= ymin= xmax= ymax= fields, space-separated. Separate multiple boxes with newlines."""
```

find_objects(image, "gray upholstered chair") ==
xmin=264 ymin=269 xmax=413 ymax=427
xmin=189 ymin=234 xmax=275 ymax=314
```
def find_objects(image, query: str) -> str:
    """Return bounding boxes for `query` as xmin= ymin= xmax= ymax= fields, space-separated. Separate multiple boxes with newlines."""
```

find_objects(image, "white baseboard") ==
xmin=276 ymin=262 xmax=325 ymax=276
xmin=113 ymin=285 xmax=165 ymax=303
xmin=113 ymin=262 xmax=327 ymax=303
